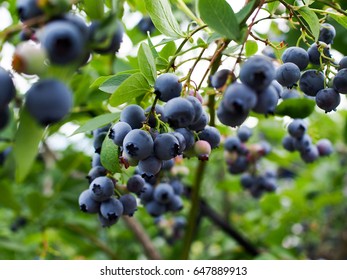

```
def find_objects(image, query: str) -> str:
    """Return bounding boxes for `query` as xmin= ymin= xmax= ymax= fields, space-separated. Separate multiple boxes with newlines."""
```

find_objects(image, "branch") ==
xmin=122 ymin=216 xmax=162 ymax=260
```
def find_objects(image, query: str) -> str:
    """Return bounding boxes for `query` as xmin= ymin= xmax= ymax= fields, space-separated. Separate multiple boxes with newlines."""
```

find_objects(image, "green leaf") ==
xmin=71 ymin=113 xmax=120 ymax=135
xmin=267 ymin=2 xmax=280 ymax=14
xmin=84 ymin=0 xmax=104 ymax=19
xmin=90 ymin=75 xmax=114 ymax=89
xmin=275 ymin=98 xmax=316 ymax=119
xmin=26 ymin=191 xmax=46 ymax=217
xmin=100 ymin=136 xmax=121 ymax=174
xmin=138 ymin=43 xmax=157 ymax=85
xmin=236 ymin=0 xmax=257 ymax=25
xmin=109 ymin=73 xmax=152 ymax=107
xmin=198 ymin=0 xmax=240 ymax=40
xmin=144 ymin=0 xmax=184 ymax=38
xmin=99 ymin=73 xmax=133 ymax=93
xmin=294 ymin=6 xmax=320 ymax=40
xmin=13 ymin=109 xmax=44 ymax=183
xmin=245 ymin=40 xmax=258 ymax=57
xmin=159 ymin=41 xmax=177 ymax=60
xmin=329 ymin=12 xmax=347 ymax=29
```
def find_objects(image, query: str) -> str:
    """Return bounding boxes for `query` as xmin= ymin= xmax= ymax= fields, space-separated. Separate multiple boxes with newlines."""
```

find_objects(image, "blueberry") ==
xmin=271 ymin=80 xmax=283 ymax=97
xmin=145 ymin=200 xmax=166 ymax=217
xmin=237 ymin=126 xmax=252 ymax=142
xmin=91 ymin=153 xmax=102 ymax=168
xmin=154 ymin=73 xmax=182 ymax=102
xmin=186 ymin=95 xmax=203 ymax=123
xmin=315 ymin=88 xmax=340 ymax=113
xmin=90 ymin=20 xmax=124 ymax=54
xmin=120 ymin=105 xmax=146 ymax=129
xmin=154 ymin=133 xmax=180 ymax=160
xmin=188 ymin=111 xmax=209 ymax=132
xmin=123 ymin=129 xmax=154 ymax=160
xmin=167 ymin=195 xmax=183 ymax=212
xmin=275 ymin=62 xmax=301 ymax=87
xmin=299 ymin=70 xmax=325 ymax=97
xmin=317 ymin=139 xmax=333 ymax=156
xmin=120 ymin=194 xmax=137 ymax=216
xmin=217 ymin=101 xmax=249 ymax=127
xmin=239 ymin=55 xmax=275 ymax=91
xmin=138 ymin=155 xmax=162 ymax=178
xmin=100 ymin=197 xmax=124 ymax=220
xmin=145 ymin=104 xmax=167 ymax=128
xmin=154 ymin=183 xmax=174 ymax=204
xmin=210 ymin=69 xmax=231 ymax=89
xmin=175 ymin=128 xmax=195 ymax=150
xmin=93 ymin=131 xmax=107 ymax=154
xmin=252 ymin=85 xmax=279 ymax=115
xmin=318 ymin=23 xmax=336 ymax=44
xmin=300 ymin=145 xmax=319 ymax=163
xmin=93 ymin=124 xmax=111 ymax=138
xmin=170 ymin=132 xmax=186 ymax=154
xmin=140 ymin=183 xmax=154 ymax=202
xmin=89 ymin=176 xmax=115 ymax=202
xmin=164 ymin=97 xmax=195 ymax=128
xmin=98 ymin=212 xmax=119 ymax=227
xmin=0 ymin=106 xmax=10 ymax=130
xmin=227 ymin=156 xmax=249 ymax=174
xmin=281 ymin=46 xmax=309 ymax=71
xmin=170 ymin=179 xmax=184 ymax=195
xmin=307 ymin=42 xmax=331 ymax=65
xmin=162 ymin=159 xmax=175 ymax=170
xmin=222 ymin=83 xmax=257 ymax=114
xmin=224 ymin=136 xmax=241 ymax=152
xmin=338 ymin=57 xmax=347 ymax=70
xmin=281 ymin=89 xmax=300 ymax=100
xmin=78 ymin=189 xmax=100 ymax=213
xmin=288 ymin=119 xmax=307 ymax=139
xmin=282 ymin=135 xmax=296 ymax=152
xmin=137 ymin=16 xmax=155 ymax=35
xmin=0 ymin=67 xmax=15 ymax=109
xmin=293 ymin=134 xmax=312 ymax=153
xmin=17 ymin=0 xmax=43 ymax=22
xmin=25 ymin=79 xmax=73 ymax=126
xmin=87 ymin=166 xmax=107 ymax=183
xmin=333 ymin=69 xmax=347 ymax=94
xmin=198 ymin=126 xmax=220 ymax=149
xmin=240 ymin=173 xmax=255 ymax=189
xmin=109 ymin=121 xmax=132 ymax=146
xmin=127 ymin=175 xmax=145 ymax=194
xmin=39 ymin=21 xmax=85 ymax=65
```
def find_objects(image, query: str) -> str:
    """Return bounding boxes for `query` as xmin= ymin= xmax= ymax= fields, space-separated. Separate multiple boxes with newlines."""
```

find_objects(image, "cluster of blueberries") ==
xmin=282 ymin=119 xmax=333 ymax=163
xmin=78 ymin=126 xmax=138 ymax=227
xmin=0 ymin=68 xmax=15 ymax=131
xmin=213 ymin=23 xmax=347 ymax=129
xmin=224 ymin=126 xmax=278 ymax=198
xmin=13 ymin=0 xmax=125 ymax=126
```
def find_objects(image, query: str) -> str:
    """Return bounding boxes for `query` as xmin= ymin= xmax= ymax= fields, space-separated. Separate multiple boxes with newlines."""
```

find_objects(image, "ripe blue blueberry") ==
xmin=127 ymin=175 xmax=145 ymax=194
xmin=317 ymin=139 xmax=333 ymax=156
xmin=164 ymin=97 xmax=195 ymax=128
xmin=237 ymin=126 xmax=252 ymax=142
xmin=89 ymin=176 xmax=115 ymax=202
xmin=315 ymin=88 xmax=340 ymax=113
xmin=222 ymin=83 xmax=257 ymax=114
xmin=87 ymin=166 xmax=107 ymax=183
xmin=154 ymin=183 xmax=174 ymax=204
xmin=281 ymin=46 xmax=309 ymax=71
xmin=275 ymin=62 xmax=301 ymax=87
xmin=120 ymin=194 xmax=137 ymax=216
xmin=78 ymin=189 xmax=100 ymax=213
xmin=299 ymin=70 xmax=325 ymax=97
xmin=333 ymin=69 xmax=347 ymax=94
xmin=120 ymin=104 xmax=146 ymax=129
xmin=318 ymin=23 xmax=336 ymax=44
xmin=109 ymin=122 xmax=132 ymax=146
xmin=288 ymin=119 xmax=307 ymax=139
xmin=198 ymin=126 xmax=220 ymax=149
xmin=307 ymin=42 xmax=330 ymax=65
xmin=154 ymin=73 xmax=182 ymax=102
xmin=252 ymin=85 xmax=279 ymax=115
xmin=154 ymin=133 xmax=180 ymax=160
xmin=100 ymin=197 xmax=124 ymax=220
xmin=210 ymin=69 xmax=231 ymax=89
xmin=217 ymin=102 xmax=249 ymax=127
xmin=137 ymin=155 xmax=162 ymax=178
xmin=0 ymin=67 xmax=15 ymax=109
xmin=123 ymin=129 xmax=154 ymax=160
xmin=17 ymin=0 xmax=43 ymax=22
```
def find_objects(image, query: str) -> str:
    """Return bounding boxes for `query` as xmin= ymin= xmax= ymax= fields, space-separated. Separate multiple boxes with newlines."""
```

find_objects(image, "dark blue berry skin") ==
xmin=338 ymin=57 xmax=347 ymax=70
xmin=127 ymin=175 xmax=145 ymax=194
xmin=315 ymin=88 xmax=340 ymax=113
xmin=154 ymin=133 xmax=180 ymax=160
xmin=162 ymin=159 xmax=175 ymax=170
xmin=145 ymin=201 xmax=166 ymax=217
xmin=288 ymin=119 xmax=307 ymax=139
xmin=317 ymin=139 xmax=333 ymax=156
xmin=239 ymin=55 xmax=275 ymax=91
xmin=0 ymin=67 xmax=15 ymax=109
xmin=170 ymin=179 xmax=184 ymax=195
xmin=275 ymin=62 xmax=301 ymax=87
xmin=90 ymin=20 xmax=124 ymax=54
xmin=175 ymin=128 xmax=195 ymax=150
xmin=25 ymin=79 xmax=73 ymax=126
xmin=140 ymin=183 xmax=154 ymax=202
xmin=217 ymin=102 xmax=248 ymax=127
xmin=237 ymin=126 xmax=252 ymax=142
xmin=210 ymin=69 xmax=231 ymax=89
xmin=17 ymin=0 xmax=43 ymax=22
xmin=40 ymin=21 xmax=85 ymax=65
xmin=138 ymin=155 xmax=162 ymax=177
xmin=293 ymin=134 xmax=312 ymax=153
xmin=282 ymin=135 xmax=296 ymax=152
xmin=224 ymin=136 xmax=241 ymax=152
xmin=281 ymin=47 xmax=309 ymax=71
xmin=92 ymin=153 xmax=102 ymax=168
xmin=307 ymin=42 xmax=330 ymax=65
xmin=170 ymin=132 xmax=186 ymax=154
xmin=333 ymin=69 xmax=347 ymax=94
xmin=252 ymin=86 xmax=279 ymax=115
xmin=87 ymin=166 xmax=107 ymax=183
xmin=0 ymin=107 xmax=10 ymax=130
xmin=123 ymin=129 xmax=154 ymax=160
xmin=137 ymin=17 xmax=155 ymax=34
xmin=240 ymin=173 xmax=255 ymax=189
xmin=318 ymin=23 xmax=336 ymax=44
xmin=188 ymin=111 xmax=209 ymax=132
xmin=98 ymin=212 xmax=119 ymax=227
xmin=89 ymin=176 xmax=114 ymax=202
xmin=154 ymin=73 xmax=182 ymax=102
xmin=154 ymin=183 xmax=174 ymax=204
xmin=198 ymin=126 xmax=220 ymax=149
xmin=167 ymin=195 xmax=183 ymax=212
xmin=120 ymin=105 xmax=146 ymax=129
xmin=120 ymin=194 xmax=137 ymax=216
xmin=222 ymin=83 xmax=257 ymax=114
xmin=300 ymin=145 xmax=319 ymax=163
xmin=109 ymin=122 xmax=132 ymax=146
xmin=281 ymin=89 xmax=300 ymax=100
xmin=145 ymin=104 xmax=167 ymax=128
xmin=93 ymin=124 xmax=111 ymax=138
xmin=164 ymin=97 xmax=195 ymax=128
xmin=93 ymin=131 xmax=107 ymax=154
xmin=187 ymin=96 xmax=203 ymax=123
xmin=78 ymin=189 xmax=100 ymax=213
xmin=299 ymin=70 xmax=325 ymax=97
xmin=100 ymin=197 xmax=124 ymax=220
xmin=227 ymin=156 xmax=249 ymax=174
xmin=271 ymin=80 xmax=283 ymax=97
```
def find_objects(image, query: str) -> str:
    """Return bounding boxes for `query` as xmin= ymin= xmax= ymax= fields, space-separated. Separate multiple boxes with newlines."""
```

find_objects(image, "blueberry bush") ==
xmin=1 ymin=0 xmax=347 ymax=260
